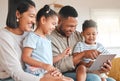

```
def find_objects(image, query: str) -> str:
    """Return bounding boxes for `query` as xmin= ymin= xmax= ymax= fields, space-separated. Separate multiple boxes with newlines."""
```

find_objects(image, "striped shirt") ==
xmin=48 ymin=29 xmax=83 ymax=72
xmin=73 ymin=42 xmax=109 ymax=63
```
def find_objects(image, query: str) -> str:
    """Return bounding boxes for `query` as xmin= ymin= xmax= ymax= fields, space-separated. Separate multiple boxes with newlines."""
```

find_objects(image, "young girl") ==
xmin=73 ymin=20 xmax=112 ymax=81
xmin=22 ymin=5 xmax=73 ymax=81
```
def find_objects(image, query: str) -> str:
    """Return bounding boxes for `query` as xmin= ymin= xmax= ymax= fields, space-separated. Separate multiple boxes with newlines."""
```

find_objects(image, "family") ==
xmin=0 ymin=0 xmax=116 ymax=81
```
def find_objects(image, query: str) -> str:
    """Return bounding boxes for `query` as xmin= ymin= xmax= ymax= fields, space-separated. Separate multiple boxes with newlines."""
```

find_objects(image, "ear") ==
xmin=81 ymin=32 xmax=85 ymax=41
xmin=81 ymin=32 xmax=83 ymax=36
xmin=97 ymin=32 xmax=98 ymax=35
xmin=16 ymin=10 xmax=21 ymax=19
xmin=40 ymin=16 xmax=46 ymax=24
xmin=58 ymin=16 xmax=61 ymax=25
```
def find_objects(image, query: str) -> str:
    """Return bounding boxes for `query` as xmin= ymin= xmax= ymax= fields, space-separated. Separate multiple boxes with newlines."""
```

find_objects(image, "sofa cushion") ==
xmin=108 ymin=57 xmax=120 ymax=81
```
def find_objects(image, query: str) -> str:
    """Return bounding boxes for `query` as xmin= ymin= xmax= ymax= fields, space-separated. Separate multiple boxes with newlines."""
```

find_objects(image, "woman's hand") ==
xmin=42 ymin=63 xmax=63 ymax=77
xmin=40 ymin=72 xmax=74 ymax=81
xmin=50 ymin=68 xmax=62 ymax=77
xmin=40 ymin=72 xmax=63 ymax=81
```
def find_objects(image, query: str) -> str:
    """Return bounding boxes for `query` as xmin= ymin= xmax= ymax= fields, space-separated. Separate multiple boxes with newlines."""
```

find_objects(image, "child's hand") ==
xmin=43 ymin=64 xmax=56 ymax=72
xmin=62 ymin=47 xmax=71 ymax=57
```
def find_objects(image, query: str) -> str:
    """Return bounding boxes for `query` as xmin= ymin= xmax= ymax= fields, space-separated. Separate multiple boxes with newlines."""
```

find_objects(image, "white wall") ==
xmin=34 ymin=0 xmax=120 ymax=31
xmin=1 ymin=0 xmax=120 ymax=29
xmin=34 ymin=0 xmax=120 ymax=56
xmin=0 ymin=0 xmax=120 ymax=55
xmin=0 ymin=0 xmax=8 ymax=29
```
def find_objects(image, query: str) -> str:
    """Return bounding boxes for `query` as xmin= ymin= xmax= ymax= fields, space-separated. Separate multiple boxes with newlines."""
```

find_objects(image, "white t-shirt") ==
xmin=0 ymin=28 xmax=40 ymax=81
xmin=73 ymin=42 xmax=109 ymax=54
xmin=73 ymin=42 xmax=109 ymax=63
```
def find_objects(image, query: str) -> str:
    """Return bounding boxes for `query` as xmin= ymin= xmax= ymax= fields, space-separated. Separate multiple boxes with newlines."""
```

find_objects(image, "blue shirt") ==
xmin=23 ymin=32 xmax=53 ymax=76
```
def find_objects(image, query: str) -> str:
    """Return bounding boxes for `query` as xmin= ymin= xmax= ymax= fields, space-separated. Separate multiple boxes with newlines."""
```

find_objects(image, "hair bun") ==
xmin=43 ymin=5 xmax=50 ymax=12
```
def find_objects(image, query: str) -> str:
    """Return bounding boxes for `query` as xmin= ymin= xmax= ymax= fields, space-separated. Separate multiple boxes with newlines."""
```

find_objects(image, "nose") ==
xmin=70 ymin=27 xmax=76 ymax=32
xmin=90 ymin=35 xmax=94 ymax=39
xmin=52 ymin=26 xmax=55 ymax=30
xmin=31 ymin=17 xmax=36 ymax=24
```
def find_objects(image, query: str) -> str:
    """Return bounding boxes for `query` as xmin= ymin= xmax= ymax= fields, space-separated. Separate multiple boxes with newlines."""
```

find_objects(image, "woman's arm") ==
xmin=0 ymin=39 xmax=40 ymax=81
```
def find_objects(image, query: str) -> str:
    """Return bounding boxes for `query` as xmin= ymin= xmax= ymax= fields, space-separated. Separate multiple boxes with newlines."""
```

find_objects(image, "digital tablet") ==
xmin=88 ymin=54 xmax=116 ymax=71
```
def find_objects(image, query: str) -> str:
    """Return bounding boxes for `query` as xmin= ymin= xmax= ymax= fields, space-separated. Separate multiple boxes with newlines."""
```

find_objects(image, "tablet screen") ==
xmin=88 ymin=54 xmax=116 ymax=71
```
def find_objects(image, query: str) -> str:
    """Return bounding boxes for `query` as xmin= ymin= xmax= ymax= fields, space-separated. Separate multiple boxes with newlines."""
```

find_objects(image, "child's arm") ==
xmin=53 ymin=47 xmax=71 ymax=64
xmin=22 ymin=47 xmax=55 ymax=72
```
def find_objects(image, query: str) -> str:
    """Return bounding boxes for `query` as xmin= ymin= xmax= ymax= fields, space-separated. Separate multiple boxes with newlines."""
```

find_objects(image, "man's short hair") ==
xmin=59 ymin=5 xmax=78 ymax=18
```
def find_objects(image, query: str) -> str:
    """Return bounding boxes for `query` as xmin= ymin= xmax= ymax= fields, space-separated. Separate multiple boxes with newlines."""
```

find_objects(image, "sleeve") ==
xmin=23 ymin=33 xmax=38 ymax=49
xmin=97 ymin=43 xmax=110 ymax=54
xmin=73 ymin=42 xmax=82 ymax=53
xmin=0 ymin=38 xmax=40 ymax=81
xmin=52 ymin=42 xmax=75 ymax=72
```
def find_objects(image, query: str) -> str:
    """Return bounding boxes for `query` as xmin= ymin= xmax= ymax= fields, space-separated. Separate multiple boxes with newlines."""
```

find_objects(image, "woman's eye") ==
xmin=30 ymin=15 xmax=35 ymax=18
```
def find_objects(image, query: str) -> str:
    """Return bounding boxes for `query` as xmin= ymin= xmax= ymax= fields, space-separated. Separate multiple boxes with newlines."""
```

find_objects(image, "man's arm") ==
xmin=53 ymin=42 xmax=100 ymax=72
xmin=72 ymin=52 xmax=85 ymax=66
xmin=73 ymin=50 xmax=100 ymax=66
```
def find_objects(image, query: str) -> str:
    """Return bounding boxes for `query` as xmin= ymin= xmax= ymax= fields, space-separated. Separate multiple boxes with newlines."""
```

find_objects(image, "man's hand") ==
xmin=99 ymin=60 xmax=112 ymax=73
xmin=73 ymin=50 xmax=100 ymax=66
xmin=83 ymin=50 xmax=100 ymax=60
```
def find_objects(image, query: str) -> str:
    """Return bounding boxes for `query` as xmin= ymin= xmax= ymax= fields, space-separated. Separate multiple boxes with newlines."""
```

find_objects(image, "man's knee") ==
xmin=86 ymin=73 xmax=101 ymax=81
xmin=106 ymin=77 xmax=116 ymax=81
xmin=63 ymin=72 xmax=76 ymax=81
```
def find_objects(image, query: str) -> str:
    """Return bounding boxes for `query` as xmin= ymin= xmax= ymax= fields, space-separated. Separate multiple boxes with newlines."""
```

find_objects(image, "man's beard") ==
xmin=58 ymin=25 xmax=67 ymax=37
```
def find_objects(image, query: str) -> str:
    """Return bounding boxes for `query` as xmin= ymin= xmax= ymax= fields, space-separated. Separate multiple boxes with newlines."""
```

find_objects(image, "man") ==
xmin=48 ymin=5 xmax=115 ymax=81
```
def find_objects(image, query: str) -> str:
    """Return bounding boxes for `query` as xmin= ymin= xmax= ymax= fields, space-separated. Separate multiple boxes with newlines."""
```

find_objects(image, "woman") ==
xmin=0 ymin=0 xmax=68 ymax=81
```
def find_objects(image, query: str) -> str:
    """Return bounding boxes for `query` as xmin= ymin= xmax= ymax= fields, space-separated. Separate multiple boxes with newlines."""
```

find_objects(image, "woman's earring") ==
xmin=17 ymin=18 xmax=19 ymax=22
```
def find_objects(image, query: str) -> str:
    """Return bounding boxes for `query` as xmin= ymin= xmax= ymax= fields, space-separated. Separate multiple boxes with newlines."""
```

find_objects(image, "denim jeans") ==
xmin=0 ymin=73 xmax=116 ymax=81
xmin=106 ymin=77 xmax=116 ymax=81
xmin=63 ymin=72 xmax=116 ymax=81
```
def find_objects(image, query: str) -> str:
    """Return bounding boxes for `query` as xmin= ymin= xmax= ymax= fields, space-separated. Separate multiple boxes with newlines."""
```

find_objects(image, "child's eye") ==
xmin=52 ymin=22 xmax=57 ymax=26
xmin=87 ymin=33 xmax=90 ymax=35
xmin=93 ymin=33 xmax=96 ymax=35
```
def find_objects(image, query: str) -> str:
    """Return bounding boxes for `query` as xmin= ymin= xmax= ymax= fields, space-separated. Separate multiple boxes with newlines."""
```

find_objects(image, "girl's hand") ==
xmin=62 ymin=47 xmax=71 ymax=57
xmin=43 ymin=64 xmax=56 ymax=72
